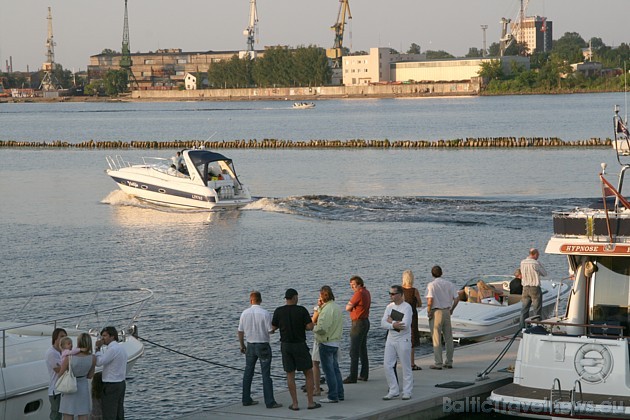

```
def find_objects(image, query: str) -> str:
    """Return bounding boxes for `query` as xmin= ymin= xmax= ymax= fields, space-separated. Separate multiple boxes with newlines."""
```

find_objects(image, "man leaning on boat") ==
xmin=519 ymin=248 xmax=547 ymax=328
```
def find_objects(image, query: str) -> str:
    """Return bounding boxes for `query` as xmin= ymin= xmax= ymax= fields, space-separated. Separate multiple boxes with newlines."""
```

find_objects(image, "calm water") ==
xmin=0 ymin=93 xmax=626 ymax=419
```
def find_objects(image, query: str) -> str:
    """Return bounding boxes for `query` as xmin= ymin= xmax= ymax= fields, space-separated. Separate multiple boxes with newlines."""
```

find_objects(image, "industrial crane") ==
xmin=500 ymin=0 xmax=529 ymax=56
xmin=120 ymin=0 xmax=138 ymax=88
xmin=39 ymin=7 xmax=60 ymax=90
xmin=243 ymin=0 xmax=258 ymax=52
xmin=326 ymin=0 xmax=351 ymax=69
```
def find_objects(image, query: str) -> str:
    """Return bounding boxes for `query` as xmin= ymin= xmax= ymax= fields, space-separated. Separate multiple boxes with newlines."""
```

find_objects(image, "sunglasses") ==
xmin=389 ymin=292 xmax=400 ymax=296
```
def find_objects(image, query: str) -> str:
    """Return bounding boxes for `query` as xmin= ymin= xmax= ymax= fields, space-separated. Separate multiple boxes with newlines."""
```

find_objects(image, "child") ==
xmin=90 ymin=371 xmax=104 ymax=420
xmin=59 ymin=336 xmax=81 ymax=362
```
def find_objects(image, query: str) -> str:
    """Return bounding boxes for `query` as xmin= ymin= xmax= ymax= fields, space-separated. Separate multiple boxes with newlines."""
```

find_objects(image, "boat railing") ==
xmin=0 ymin=288 xmax=153 ymax=368
xmin=525 ymin=318 xmax=626 ymax=338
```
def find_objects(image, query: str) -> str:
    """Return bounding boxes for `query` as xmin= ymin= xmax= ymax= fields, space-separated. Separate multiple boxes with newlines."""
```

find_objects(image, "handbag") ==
xmin=55 ymin=356 xmax=78 ymax=394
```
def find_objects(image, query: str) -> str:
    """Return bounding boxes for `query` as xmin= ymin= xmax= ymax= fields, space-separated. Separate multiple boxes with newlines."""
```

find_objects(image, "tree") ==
xmin=465 ymin=47 xmax=483 ymax=58
xmin=478 ymin=59 xmax=503 ymax=80
xmin=407 ymin=43 xmax=421 ymax=54
xmin=553 ymin=32 xmax=586 ymax=63
xmin=103 ymin=69 xmax=128 ymax=96
xmin=488 ymin=42 xmax=501 ymax=57
xmin=426 ymin=50 xmax=455 ymax=59
xmin=101 ymin=49 xmax=119 ymax=55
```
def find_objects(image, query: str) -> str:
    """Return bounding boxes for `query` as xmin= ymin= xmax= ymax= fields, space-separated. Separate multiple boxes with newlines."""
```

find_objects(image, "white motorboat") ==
xmin=292 ymin=102 xmax=315 ymax=109
xmin=417 ymin=275 xmax=570 ymax=342
xmin=488 ymin=108 xmax=630 ymax=419
xmin=105 ymin=149 xmax=252 ymax=210
xmin=0 ymin=288 xmax=152 ymax=420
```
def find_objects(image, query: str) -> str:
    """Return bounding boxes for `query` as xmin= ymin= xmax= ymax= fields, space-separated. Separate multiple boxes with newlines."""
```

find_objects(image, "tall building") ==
xmin=515 ymin=16 xmax=552 ymax=55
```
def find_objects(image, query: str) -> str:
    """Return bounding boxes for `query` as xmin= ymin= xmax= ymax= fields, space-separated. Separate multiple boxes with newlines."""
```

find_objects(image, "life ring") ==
xmin=573 ymin=343 xmax=613 ymax=383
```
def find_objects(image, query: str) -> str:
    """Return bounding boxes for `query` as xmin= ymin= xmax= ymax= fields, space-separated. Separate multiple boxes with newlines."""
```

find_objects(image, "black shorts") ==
xmin=280 ymin=341 xmax=313 ymax=372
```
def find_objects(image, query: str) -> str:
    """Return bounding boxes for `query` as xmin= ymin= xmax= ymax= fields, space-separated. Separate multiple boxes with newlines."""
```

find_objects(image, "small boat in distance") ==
xmin=292 ymin=102 xmax=315 ymax=109
xmin=105 ymin=149 xmax=253 ymax=210
xmin=417 ymin=275 xmax=570 ymax=343
xmin=488 ymin=107 xmax=630 ymax=418
xmin=0 ymin=288 xmax=152 ymax=420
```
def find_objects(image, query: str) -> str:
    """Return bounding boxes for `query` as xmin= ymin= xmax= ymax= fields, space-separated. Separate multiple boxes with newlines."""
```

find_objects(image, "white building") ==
xmin=185 ymin=73 xmax=197 ymax=90
xmin=392 ymin=57 xmax=530 ymax=83
xmin=342 ymin=48 xmax=425 ymax=86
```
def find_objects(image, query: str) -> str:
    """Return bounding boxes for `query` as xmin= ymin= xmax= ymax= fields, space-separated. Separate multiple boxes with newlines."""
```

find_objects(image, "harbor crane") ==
xmin=243 ymin=0 xmax=258 ymax=52
xmin=39 ymin=7 xmax=60 ymax=90
xmin=500 ymin=0 xmax=529 ymax=56
xmin=120 ymin=0 xmax=138 ymax=88
xmin=326 ymin=0 xmax=352 ymax=69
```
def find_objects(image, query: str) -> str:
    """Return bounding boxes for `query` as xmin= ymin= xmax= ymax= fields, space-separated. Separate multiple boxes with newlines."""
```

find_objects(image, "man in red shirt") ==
xmin=344 ymin=276 xmax=371 ymax=383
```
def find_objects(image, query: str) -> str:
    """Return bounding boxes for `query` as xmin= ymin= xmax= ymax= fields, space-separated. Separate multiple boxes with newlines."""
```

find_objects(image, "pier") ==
xmin=178 ymin=337 xmax=519 ymax=419
xmin=0 ymin=137 xmax=612 ymax=149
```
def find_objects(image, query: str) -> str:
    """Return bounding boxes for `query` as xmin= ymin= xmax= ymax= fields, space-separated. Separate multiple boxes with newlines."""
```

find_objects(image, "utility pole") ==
xmin=480 ymin=25 xmax=488 ymax=57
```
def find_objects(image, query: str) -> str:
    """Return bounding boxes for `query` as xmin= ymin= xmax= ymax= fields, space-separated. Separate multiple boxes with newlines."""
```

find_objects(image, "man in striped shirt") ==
xmin=520 ymin=248 xmax=548 ymax=328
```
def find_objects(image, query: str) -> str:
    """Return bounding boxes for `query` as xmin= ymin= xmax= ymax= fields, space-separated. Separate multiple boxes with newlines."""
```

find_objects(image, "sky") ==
xmin=0 ymin=0 xmax=628 ymax=72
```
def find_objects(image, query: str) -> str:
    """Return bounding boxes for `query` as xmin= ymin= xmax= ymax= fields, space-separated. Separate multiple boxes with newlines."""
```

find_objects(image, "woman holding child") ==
xmin=59 ymin=332 xmax=96 ymax=420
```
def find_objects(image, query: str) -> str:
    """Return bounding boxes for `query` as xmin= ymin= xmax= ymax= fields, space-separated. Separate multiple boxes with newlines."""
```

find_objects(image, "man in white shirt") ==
xmin=95 ymin=326 xmax=128 ymax=420
xmin=381 ymin=284 xmax=413 ymax=401
xmin=520 ymin=248 xmax=548 ymax=327
xmin=425 ymin=265 xmax=459 ymax=370
xmin=45 ymin=327 xmax=67 ymax=420
xmin=238 ymin=291 xmax=282 ymax=409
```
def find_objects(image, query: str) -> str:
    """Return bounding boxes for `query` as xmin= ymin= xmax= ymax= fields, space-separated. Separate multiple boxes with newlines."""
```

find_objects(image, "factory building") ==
xmin=88 ymin=49 xmax=255 ymax=90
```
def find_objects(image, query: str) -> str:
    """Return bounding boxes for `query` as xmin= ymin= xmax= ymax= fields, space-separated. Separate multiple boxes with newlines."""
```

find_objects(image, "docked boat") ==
xmin=292 ymin=102 xmax=315 ymax=109
xmin=488 ymin=107 xmax=630 ymax=419
xmin=417 ymin=275 xmax=571 ymax=342
xmin=0 ymin=288 xmax=152 ymax=420
xmin=105 ymin=149 xmax=252 ymax=210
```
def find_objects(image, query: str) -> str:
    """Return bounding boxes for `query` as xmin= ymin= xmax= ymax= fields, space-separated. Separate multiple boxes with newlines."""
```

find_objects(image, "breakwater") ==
xmin=0 ymin=137 xmax=612 ymax=149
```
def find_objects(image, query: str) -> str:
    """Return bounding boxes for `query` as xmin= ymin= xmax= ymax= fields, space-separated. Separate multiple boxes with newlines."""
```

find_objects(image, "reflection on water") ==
xmin=103 ymin=190 xmax=243 ymax=226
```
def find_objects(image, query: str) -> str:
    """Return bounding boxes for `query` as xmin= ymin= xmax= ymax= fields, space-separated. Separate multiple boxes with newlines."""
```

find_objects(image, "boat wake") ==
xmin=253 ymin=195 xmax=594 ymax=228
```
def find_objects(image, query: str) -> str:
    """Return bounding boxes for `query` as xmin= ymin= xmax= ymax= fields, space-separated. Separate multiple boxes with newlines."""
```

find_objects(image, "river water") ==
xmin=0 ymin=92 xmax=627 ymax=419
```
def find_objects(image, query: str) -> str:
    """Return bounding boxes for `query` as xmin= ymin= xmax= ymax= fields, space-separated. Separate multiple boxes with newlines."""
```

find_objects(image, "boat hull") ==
xmin=107 ymin=168 xmax=252 ymax=210
xmin=417 ymin=279 xmax=571 ymax=342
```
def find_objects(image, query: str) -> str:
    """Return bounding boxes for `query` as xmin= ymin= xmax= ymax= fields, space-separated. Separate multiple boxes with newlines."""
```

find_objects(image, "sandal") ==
xmin=288 ymin=404 xmax=300 ymax=411
xmin=412 ymin=365 xmax=422 ymax=371
xmin=308 ymin=402 xmax=322 ymax=410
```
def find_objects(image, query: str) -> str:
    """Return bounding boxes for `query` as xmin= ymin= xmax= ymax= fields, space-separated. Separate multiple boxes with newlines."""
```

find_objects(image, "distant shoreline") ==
xmin=0 ymin=137 xmax=612 ymax=149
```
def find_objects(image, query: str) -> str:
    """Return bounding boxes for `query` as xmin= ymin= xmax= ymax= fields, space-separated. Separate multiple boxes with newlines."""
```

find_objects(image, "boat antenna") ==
xmin=205 ymin=131 xmax=217 ymax=142
xmin=625 ymin=60 xmax=628 ymax=124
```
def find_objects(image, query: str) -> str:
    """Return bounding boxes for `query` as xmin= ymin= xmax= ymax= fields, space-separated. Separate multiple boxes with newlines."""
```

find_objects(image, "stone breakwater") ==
xmin=0 ymin=137 xmax=612 ymax=149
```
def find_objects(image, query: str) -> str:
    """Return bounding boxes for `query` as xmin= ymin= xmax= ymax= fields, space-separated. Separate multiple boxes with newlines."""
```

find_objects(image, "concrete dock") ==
xmin=179 ymin=337 xmax=519 ymax=419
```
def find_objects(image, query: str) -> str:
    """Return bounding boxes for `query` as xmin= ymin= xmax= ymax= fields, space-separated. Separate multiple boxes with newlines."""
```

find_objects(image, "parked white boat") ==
xmin=105 ymin=149 xmax=252 ymax=210
xmin=488 ymin=107 xmax=630 ymax=419
xmin=417 ymin=275 xmax=570 ymax=342
xmin=292 ymin=102 xmax=315 ymax=109
xmin=0 ymin=288 xmax=152 ymax=420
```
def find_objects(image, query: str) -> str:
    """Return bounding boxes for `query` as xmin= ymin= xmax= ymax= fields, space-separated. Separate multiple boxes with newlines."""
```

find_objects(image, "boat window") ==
xmin=590 ymin=256 xmax=630 ymax=336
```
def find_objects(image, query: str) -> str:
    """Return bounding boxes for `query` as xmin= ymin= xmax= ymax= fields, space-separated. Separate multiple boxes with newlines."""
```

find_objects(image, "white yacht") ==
xmin=488 ymin=108 xmax=630 ymax=419
xmin=0 ymin=288 xmax=152 ymax=420
xmin=106 ymin=149 xmax=252 ymax=210
xmin=417 ymin=275 xmax=570 ymax=343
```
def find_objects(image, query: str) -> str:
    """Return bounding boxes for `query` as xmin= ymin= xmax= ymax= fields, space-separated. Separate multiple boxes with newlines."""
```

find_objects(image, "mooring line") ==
xmin=137 ymin=335 xmax=286 ymax=379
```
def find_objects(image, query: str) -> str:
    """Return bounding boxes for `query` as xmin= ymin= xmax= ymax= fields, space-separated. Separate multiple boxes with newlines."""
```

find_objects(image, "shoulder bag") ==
xmin=55 ymin=355 xmax=78 ymax=394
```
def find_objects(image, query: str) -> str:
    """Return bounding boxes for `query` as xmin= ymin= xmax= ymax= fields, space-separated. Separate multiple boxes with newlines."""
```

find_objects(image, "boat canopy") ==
xmin=186 ymin=150 xmax=232 ymax=166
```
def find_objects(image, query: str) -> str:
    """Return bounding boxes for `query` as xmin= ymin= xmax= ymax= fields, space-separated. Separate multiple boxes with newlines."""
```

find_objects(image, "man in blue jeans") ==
xmin=238 ymin=291 xmax=282 ymax=408
xmin=313 ymin=285 xmax=345 ymax=403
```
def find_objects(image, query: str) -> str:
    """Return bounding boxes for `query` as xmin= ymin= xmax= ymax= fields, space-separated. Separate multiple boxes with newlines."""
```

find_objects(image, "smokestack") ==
xmin=9 ymin=56 xmax=13 ymax=73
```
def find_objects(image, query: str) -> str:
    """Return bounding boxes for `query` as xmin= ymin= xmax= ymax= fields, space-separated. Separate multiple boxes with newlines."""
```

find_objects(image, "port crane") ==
xmin=243 ymin=0 xmax=258 ymax=52
xmin=120 ymin=0 xmax=138 ymax=88
xmin=499 ymin=0 xmax=529 ymax=56
xmin=39 ymin=7 xmax=60 ymax=90
xmin=326 ymin=0 xmax=352 ymax=69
